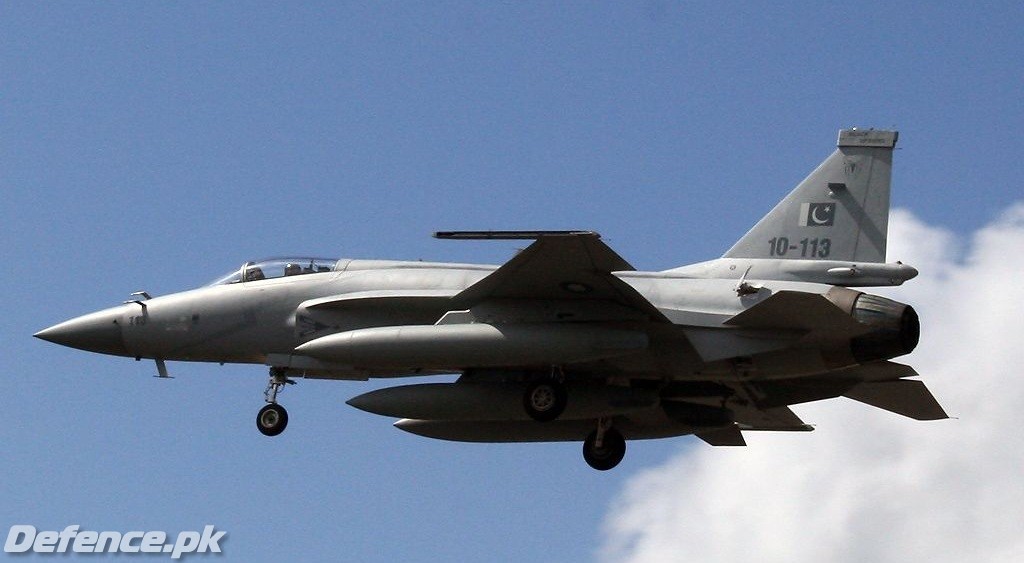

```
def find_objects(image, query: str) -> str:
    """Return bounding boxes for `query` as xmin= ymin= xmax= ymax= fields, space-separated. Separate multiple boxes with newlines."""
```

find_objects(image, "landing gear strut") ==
xmin=583 ymin=418 xmax=626 ymax=471
xmin=257 ymin=368 xmax=294 ymax=437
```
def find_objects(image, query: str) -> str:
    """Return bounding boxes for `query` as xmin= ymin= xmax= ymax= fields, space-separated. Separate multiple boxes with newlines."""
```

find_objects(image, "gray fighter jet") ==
xmin=36 ymin=128 xmax=946 ymax=470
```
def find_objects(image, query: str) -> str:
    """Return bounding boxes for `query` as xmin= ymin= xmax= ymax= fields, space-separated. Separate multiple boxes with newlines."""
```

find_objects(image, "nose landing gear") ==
xmin=257 ymin=368 xmax=294 ymax=437
xmin=257 ymin=403 xmax=288 ymax=436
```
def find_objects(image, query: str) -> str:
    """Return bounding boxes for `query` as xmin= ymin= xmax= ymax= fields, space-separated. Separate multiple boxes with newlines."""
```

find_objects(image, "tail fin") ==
xmin=724 ymin=129 xmax=898 ymax=263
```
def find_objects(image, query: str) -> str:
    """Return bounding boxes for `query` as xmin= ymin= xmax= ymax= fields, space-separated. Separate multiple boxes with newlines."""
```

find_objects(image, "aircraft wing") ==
xmin=442 ymin=232 xmax=669 ymax=322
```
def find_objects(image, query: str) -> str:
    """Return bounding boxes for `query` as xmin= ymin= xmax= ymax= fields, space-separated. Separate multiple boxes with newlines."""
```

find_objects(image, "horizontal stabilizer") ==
xmin=745 ymin=362 xmax=921 ymax=408
xmin=844 ymin=379 xmax=948 ymax=420
xmin=831 ymin=360 xmax=918 ymax=382
xmin=725 ymin=290 xmax=867 ymax=337
xmin=696 ymin=424 xmax=746 ymax=446
xmin=732 ymin=405 xmax=815 ymax=431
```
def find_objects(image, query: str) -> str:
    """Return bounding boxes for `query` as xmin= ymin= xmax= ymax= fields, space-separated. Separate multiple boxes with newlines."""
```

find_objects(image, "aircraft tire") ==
xmin=583 ymin=427 xmax=625 ymax=471
xmin=523 ymin=380 xmax=568 ymax=422
xmin=257 ymin=403 xmax=288 ymax=436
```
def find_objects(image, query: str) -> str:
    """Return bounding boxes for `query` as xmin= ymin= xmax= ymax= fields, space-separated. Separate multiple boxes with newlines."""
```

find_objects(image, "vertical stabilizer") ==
xmin=723 ymin=129 xmax=898 ymax=263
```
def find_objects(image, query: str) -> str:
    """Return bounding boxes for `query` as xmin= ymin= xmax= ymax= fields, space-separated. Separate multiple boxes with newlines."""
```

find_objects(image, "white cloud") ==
xmin=600 ymin=206 xmax=1024 ymax=563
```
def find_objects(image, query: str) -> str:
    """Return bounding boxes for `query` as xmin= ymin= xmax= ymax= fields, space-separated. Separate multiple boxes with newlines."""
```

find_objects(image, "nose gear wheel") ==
xmin=258 ymin=368 xmax=295 ymax=437
xmin=257 ymin=403 xmax=288 ymax=436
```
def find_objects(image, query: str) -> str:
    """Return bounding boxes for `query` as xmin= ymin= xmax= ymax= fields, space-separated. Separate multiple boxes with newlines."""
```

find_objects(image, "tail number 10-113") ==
xmin=768 ymin=237 xmax=831 ymax=258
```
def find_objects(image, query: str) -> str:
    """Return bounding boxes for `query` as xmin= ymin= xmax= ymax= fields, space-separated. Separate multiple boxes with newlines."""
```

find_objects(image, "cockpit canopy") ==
xmin=208 ymin=258 xmax=340 ymax=286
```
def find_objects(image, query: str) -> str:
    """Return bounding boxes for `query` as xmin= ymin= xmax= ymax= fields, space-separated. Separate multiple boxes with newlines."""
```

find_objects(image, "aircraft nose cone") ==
xmin=35 ymin=306 xmax=129 ymax=356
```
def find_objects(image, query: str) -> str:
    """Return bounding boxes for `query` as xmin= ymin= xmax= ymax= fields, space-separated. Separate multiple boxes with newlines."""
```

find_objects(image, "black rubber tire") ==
xmin=523 ymin=380 xmax=568 ymax=422
xmin=256 ymin=403 xmax=289 ymax=437
xmin=583 ymin=427 xmax=626 ymax=471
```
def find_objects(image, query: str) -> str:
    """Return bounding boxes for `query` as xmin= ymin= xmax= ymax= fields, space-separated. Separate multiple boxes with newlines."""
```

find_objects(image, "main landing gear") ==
xmin=521 ymin=370 xmax=626 ymax=470
xmin=257 ymin=368 xmax=294 ymax=437
xmin=583 ymin=418 xmax=626 ymax=471
xmin=523 ymin=379 xmax=568 ymax=421
xmin=523 ymin=368 xmax=568 ymax=422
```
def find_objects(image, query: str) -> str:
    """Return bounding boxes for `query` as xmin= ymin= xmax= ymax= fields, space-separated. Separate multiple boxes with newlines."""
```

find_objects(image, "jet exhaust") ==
xmin=849 ymin=293 xmax=920 ymax=362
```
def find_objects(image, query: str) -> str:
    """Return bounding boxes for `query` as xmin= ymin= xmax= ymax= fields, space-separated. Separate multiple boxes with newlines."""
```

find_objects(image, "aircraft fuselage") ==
xmin=43 ymin=259 xmax=908 ymax=384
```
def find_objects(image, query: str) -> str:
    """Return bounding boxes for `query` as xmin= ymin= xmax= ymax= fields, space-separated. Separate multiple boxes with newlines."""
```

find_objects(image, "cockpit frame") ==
xmin=208 ymin=257 xmax=340 ymax=286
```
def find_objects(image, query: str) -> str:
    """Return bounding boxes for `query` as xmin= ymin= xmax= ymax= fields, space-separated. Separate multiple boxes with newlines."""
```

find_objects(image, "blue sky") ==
xmin=3 ymin=3 xmax=1022 ymax=561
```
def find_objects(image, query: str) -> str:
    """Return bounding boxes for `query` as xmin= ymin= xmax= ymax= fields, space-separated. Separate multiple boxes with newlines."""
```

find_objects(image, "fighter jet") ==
xmin=36 ymin=128 xmax=946 ymax=470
